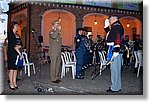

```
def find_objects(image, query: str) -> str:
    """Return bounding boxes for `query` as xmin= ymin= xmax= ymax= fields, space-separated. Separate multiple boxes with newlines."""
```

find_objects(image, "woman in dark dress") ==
xmin=8 ymin=22 xmax=23 ymax=90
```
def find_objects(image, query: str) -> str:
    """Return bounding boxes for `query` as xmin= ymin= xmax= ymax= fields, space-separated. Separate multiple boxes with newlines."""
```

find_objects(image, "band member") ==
xmin=75 ymin=28 xmax=86 ymax=79
xmin=104 ymin=15 xmax=124 ymax=92
xmin=123 ymin=35 xmax=130 ymax=66
xmin=49 ymin=19 xmax=62 ymax=83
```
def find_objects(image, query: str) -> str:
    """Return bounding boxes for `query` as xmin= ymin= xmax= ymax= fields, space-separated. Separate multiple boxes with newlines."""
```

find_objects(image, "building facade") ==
xmin=7 ymin=1 xmax=143 ymax=58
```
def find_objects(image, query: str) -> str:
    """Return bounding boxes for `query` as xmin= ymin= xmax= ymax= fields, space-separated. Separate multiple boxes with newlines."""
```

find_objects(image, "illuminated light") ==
xmin=94 ymin=20 xmax=98 ymax=25
xmin=127 ymin=23 xmax=130 ymax=28
xmin=94 ymin=16 xmax=97 ymax=25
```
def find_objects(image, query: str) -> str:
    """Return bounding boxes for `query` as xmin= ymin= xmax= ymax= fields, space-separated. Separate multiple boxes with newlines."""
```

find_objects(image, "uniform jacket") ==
xmin=105 ymin=20 xmax=124 ymax=52
xmin=49 ymin=29 xmax=62 ymax=56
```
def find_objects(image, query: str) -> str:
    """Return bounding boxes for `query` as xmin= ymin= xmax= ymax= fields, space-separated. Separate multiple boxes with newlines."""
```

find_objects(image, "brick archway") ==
xmin=42 ymin=9 xmax=76 ymax=48
xmin=120 ymin=16 xmax=142 ymax=40
xmin=83 ymin=13 xmax=108 ymax=41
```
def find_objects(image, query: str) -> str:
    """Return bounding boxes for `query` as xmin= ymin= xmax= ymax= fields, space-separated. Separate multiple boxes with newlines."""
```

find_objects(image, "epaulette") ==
xmin=113 ymin=23 xmax=121 ymax=27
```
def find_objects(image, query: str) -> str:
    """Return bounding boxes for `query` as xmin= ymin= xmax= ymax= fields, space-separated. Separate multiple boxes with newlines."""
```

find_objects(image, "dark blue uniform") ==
xmin=75 ymin=34 xmax=86 ymax=78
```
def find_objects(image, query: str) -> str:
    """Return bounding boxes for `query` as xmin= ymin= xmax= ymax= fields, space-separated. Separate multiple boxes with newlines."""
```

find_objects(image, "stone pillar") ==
xmin=76 ymin=17 xmax=84 ymax=29
xmin=29 ymin=5 xmax=43 ymax=62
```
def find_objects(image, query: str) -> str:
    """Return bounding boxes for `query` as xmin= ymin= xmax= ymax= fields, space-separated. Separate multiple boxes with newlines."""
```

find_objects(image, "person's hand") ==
xmin=20 ymin=55 xmax=23 ymax=60
xmin=104 ymin=19 xmax=110 ymax=28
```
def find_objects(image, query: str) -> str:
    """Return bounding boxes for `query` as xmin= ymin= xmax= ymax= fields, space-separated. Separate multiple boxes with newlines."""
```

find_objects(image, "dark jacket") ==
xmin=105 ymin=20 xmax=124 ymax=52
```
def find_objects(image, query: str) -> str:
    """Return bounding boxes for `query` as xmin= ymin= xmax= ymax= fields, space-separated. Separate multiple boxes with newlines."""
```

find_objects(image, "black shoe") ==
xmin=51 ymin=79 xmax=61 ymax=83
xmin=106 ymin=87 xmax=121 ymax=93
xmin=75 ymin=76 xmax=84 ymax=79
xmin=15 ymin=86 xmax=19 ymax=89
xmin=56 ymin=79 xmax=62 ymax=82
xmin=9 ymin=85 xmax=15 ymax=90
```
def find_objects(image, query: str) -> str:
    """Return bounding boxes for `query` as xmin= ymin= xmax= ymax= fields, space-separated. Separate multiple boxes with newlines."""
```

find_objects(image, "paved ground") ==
xmin=1 ymin=62 xmax=143 ymax=95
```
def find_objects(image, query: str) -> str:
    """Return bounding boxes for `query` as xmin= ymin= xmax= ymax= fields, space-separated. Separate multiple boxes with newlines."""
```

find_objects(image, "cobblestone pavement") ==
xmin=1 ymin=63 xmax=143 ymax=95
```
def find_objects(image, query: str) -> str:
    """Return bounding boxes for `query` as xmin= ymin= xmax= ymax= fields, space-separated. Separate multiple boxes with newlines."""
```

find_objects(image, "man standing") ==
xmin=75 ymin=28 xmax=86 ymax=79
xmin=123 ymin=35 xmax=130 ymax=66
xmin=49 ymin=19 xmax=62 ymax=83
xmin=104 ymin=15 xmax=124 ymax=92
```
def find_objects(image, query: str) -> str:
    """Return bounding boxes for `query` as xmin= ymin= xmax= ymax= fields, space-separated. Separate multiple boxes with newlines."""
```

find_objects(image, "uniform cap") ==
xmin=52 ymin=19 xmax=60 ymax=25
xmin=108 ymin=14 xmax=119 ymax=19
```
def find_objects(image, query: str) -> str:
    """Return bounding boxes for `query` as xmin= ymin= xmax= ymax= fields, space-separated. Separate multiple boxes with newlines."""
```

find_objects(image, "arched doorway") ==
xmin=42 ymin=9 xmax=76 ymax=48
xmin=83 ymin=13 xmax=107 ymax=41
xmin=120 ymin=16 xmax=142 ymax=40
xmin=11 ymin=14 xmax=27 ymax=48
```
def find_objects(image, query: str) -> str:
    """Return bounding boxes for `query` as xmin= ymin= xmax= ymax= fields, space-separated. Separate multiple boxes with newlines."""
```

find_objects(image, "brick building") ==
xmin=7 ymin=0 xmax=143 ymax=58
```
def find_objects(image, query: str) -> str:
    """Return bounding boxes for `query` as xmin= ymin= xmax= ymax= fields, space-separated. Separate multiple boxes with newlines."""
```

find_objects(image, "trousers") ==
xmin=110 ymin=54 xmax=122 ymax=91
xmin=50 ymin=56 xmax=61 ymax=81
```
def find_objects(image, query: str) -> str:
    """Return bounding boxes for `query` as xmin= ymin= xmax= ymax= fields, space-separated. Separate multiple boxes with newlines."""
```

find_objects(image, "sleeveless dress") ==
xmin=8 ymin=32 xmax=23 ymax=70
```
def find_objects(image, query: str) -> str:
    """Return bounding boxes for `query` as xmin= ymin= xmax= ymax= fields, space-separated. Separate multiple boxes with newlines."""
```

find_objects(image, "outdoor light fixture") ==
xmin=127 ymin=18 xmax=130 ymax=28
xmin=58 ymin=12 xmax=61 ymax=21
xmin=94 ymin=16 xmax=97 ymax=25
xmin=127 ymin=23 xmax=130 ymax=27
xmin=94 ymin=20 xmax=98 ymax=25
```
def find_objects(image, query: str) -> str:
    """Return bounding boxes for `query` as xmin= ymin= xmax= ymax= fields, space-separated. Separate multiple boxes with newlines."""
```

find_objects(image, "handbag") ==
xmin=15 ymin=55 xmax=24 ymax=67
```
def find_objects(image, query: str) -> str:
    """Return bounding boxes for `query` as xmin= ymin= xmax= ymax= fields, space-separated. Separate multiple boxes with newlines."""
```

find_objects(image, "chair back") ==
xmin=61 ymin=52 xmax=68 ymax=64
xmin=102 ymin=51 xmax=106 ymax=62
xmin=22 ymin=52 xmax=29 ymax=64
xmin=72 ymin=51 xmax=76 ymax=62
xmin=98 ymin=51 xmax=104 ymax=62
xmin=61 ymin=54 xmax=65 ymax=67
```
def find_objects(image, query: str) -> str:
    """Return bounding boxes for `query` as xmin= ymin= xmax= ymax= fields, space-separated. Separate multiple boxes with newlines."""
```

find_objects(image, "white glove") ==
xmin=104 ymin=19 xmax=110 ymax=28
